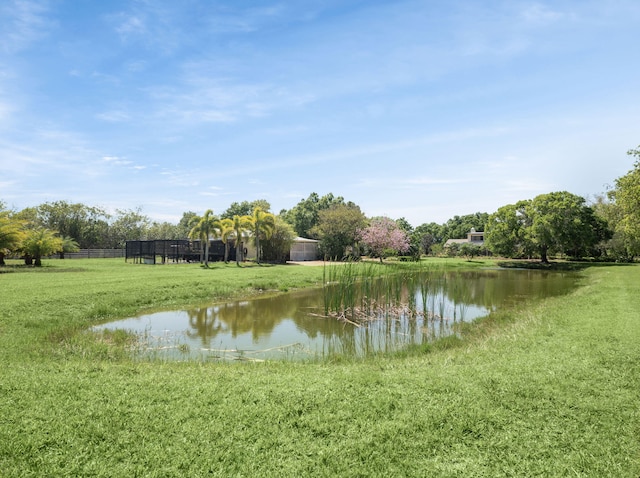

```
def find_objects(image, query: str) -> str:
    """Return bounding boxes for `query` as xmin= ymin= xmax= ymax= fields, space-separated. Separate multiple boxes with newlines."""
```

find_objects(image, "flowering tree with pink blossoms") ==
xmin=359 ymin=217 xmax=410 ymax=262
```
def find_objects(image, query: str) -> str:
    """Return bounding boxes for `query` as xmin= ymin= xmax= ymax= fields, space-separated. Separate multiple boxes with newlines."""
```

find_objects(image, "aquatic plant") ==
xmin=322 ymin=261 xmax=459 ymax=324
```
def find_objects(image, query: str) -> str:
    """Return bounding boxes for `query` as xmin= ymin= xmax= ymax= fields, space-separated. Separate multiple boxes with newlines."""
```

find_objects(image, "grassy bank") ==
xmin=1 ymin=259 xmax=639 ymax=476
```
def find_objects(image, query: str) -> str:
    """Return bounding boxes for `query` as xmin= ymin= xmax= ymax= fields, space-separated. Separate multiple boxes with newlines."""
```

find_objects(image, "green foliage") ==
xmin=485 ymin=202 xmax=530 ymax=258
xmin=445 ymin=242 xmax=460 ymax=257
xmin=280 ymin=192 xmax=347 ymax=238
xmin=231 ymin=214 xmax=253 ymax=265
xmin=21 ymin=227 xmax=63 ymax=266
xmin=218 ymin=218 xmax=235 ymax=263
xmin=221 ymin=199 xmax=271 ymax=219
xmin=58 ymin=236 xmax=80 ymax=258
xmin=605 ymin=146 xmax=640 ymax=260
xmin=459 ymin=242 xmax=483 ymax=259
xmin=176 ymin=211 xmax=198 ymax=238
xmin=0 ymin=211 xmax=26 ymax=265
xmin=261 ymin=216 xmax=296 ymax=263
xmin=188 ymin=209 xmax=219 ymax=266
xmin=410 ymin=215 xmax=487 ymax=255
xmin=442 ymin=212 xmax=489 ymax=241
xmin=486 ymin=192 xmax=608 ymax=262
xmin=108 ymin=208 xmax=150 ymax=249
xmin=395 ymin=217 xmax=413 ymax=234
xmin=250 ymin=207 xmax=276 ymax=264
xmin=16 ymin=200 xmax=110 ymax=248
xmin=312 ymin=203 xmax=367 ymax=260
xmin=146 ymin=221 xmax=183 ymax=240
xmin=412 ymin=222 xmax=444 ymax=255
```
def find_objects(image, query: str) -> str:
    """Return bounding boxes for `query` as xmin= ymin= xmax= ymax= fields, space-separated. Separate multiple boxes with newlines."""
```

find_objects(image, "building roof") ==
xmin=294 ymin=237 xmax=319 ymax=243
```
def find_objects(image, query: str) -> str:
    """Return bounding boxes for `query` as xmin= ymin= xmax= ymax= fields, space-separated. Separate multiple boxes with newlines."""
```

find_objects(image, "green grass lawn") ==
xmin=1 ymin=258 xmax=639 ymax=477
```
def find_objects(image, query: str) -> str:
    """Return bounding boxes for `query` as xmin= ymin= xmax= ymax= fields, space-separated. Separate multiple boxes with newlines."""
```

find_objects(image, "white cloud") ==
xmin=520 ymin=3 xmax=564 ymax=26
xmin=0 ymin=0 xmax=52 ymax=54
xmin=96 ymin=110 xmax=131 ymax=122
xmin=102 ymin=155 xmax=131 ymax=166
xmin=115 ymin=14 xmax=147 ymax=39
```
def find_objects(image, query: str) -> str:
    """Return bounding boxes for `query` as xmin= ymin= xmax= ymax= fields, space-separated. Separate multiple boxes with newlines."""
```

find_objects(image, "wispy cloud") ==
xmin=519 ymin=3 xmax=564 ymax=26
xmin=102 ymin=155 xmax=131 ymax=166
xmin=106 ymin=3 xmax=183 ymax=54
xmin=146 ymin=72 xmax=309 ymax=124
xmin=0 ymin=0 xmax=52 ymax=54
xmin=96 ymin=110 xmax=131 ymax=122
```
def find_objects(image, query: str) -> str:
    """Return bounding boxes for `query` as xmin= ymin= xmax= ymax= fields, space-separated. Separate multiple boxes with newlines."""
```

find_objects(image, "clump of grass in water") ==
xmin=322 ymin=261 xmax=455 ymax=325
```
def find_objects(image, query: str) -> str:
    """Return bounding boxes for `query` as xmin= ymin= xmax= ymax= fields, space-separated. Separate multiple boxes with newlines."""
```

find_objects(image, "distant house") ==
xmin=444 ymin=228 xmax=485 ymax=248
xmin=289 ymin=237 xmax=320 ymax=261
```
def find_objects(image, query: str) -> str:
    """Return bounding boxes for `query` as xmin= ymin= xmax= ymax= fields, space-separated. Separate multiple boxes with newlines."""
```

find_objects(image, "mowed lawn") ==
xmin=0 ymin=259 xmax=639 ymax=477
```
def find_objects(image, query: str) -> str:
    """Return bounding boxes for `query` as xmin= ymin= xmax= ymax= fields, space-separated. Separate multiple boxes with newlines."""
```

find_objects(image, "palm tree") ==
xmin=231 ymin=215 xmax=252 ymax=266
xmin=250 ymin=207 xmax=276 ymax=264
xmin=21 ymin=228 xmax=63 ymax=267
xmin=58 ymin=236 xmax=80 ymax=259
xmin=188 ymin=209 xmax=219 ymax=267
xmin=218 ymin=218 xmax=234 ymax=263
xmin=188 ymin=215 xmax=206 ymax=264
xmin=0 ymin=213 xmax=26 ymax=266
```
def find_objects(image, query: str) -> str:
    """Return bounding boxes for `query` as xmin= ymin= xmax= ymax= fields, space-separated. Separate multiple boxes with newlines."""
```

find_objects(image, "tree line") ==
xmin=2 ymin=145 xmax=639 ymax=265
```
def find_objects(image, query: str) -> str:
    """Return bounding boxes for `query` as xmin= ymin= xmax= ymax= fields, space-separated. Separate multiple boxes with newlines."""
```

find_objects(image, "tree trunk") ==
xmin=0 ymin=252 xmax=5 ymax=266
xmin=540 ymin=244 xmax=549 ymax=264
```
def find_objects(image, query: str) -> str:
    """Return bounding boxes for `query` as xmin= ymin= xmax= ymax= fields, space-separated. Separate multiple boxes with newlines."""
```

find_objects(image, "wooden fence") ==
xmin=55 ymin=249 xmax=125 ymax=259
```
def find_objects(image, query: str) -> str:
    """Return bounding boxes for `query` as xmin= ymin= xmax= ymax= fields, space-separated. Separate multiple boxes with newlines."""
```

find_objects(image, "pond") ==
xmin=95 ymin=268 xmax=580 ymax=361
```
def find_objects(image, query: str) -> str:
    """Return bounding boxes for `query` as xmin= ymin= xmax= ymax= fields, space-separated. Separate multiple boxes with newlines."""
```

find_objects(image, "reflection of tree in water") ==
xmin=185 ymin=289 xmax=320 ymax=346
xmin=432 ymin=270 xmax=578 ymax=311
xmin=185 ymin=307 xmax=226 ymax=345
xmin=183 ymin=269 xmax=578 ymax=354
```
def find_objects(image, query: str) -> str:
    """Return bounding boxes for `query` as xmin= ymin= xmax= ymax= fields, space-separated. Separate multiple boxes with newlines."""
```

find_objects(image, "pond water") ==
xmin=95 ymin=268 xmax=580 ymax=361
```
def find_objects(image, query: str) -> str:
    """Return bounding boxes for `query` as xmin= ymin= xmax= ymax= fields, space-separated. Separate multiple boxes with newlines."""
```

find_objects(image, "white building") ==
xmin=289 ymin=237 xmax=320 ymax=261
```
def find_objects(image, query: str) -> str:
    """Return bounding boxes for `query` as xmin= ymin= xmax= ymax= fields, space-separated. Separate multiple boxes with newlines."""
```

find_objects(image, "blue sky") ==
xmin=1 ymin=0 xmax=639 ymax=226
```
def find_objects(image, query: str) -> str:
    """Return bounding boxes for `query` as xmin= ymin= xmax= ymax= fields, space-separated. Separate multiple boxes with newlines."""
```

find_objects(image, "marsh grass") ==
xmin=322 ymin=261 xmax=462 ymax=325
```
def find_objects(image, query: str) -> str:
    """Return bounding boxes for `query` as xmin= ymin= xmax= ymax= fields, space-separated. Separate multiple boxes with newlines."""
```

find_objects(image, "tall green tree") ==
xmin=250 ymin=207 xmax=276 ymax=264
xmin=230 ymin=215 xmax=253 ymax=266
xmin=218 ymin=218 xmax=235 ymax=263
xmin=281 ymin=193 xmax=346 ymax=238
xmin=146 ymin=221 xmax=181 ymax=240
xmin=412 ymin=222 xmax=446 ymax=255
xmin=177 ymin=211 xmax=199 ymax=238
xmin=442 ymin=212 xmax=489 ymax=241
xmin=221 ymin=200 xmax=271 ymax=220
xmin=188 ymin=210 xmax=219 ymax=267
xmin=108 ymin=208 xmax=150 ymax=249
xmin=486 ymin=192 xmax=607 ymax=262
xmin=21 ymin=228 xmax=63 ymax=267
xmin=606 ymin=146 xmax=640 ymax=260
xmin=311 ymin=203 xmax=367 ymax=260
xmin=261 ymin=217 xmax=296 ymax=263
xmin=24 ymin=201 xmax=110 ymax=248
xmin=485 ymin=201 xmax=532 ymax=258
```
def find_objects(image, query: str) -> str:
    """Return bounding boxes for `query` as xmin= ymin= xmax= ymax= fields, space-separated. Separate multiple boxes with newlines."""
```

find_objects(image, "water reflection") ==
xmin=96 ymin=269 xmax=579 ymax=361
